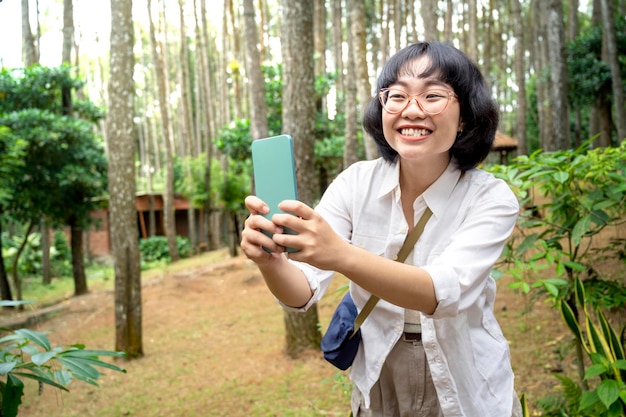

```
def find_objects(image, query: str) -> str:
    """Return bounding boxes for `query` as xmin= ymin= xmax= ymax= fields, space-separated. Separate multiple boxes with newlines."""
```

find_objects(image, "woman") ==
xmin=241 ymin=41 xmax=522 ymax=417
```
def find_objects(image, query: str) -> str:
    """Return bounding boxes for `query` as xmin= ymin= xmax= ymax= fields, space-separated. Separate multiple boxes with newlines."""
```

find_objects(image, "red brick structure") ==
xmin=85 ymin=193 xmax=202 ymax=258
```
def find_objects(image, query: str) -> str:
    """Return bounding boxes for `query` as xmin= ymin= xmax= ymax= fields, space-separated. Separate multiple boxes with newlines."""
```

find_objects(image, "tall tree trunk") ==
xmin=545 ymin=0 xmax=570 ymax=150
xmin=421 ymin=0 xmax=439 ymax=41
xmin=21 ymin=0 xmax=38 ymax=66
xmin=12 ymin=221 xmax=35 ymax=303
xmin=176 ymin=0 xmax=197 ymax=254
xmin=349 ymin=0 xmax=377 ymax=160
xmin=108 ymin=0 xmax=143 ymax=358
xmin=148 ymin=0 xmax=179 ymax=262
xmin=40 ymin=220 xmax=51 ymax=285
xmin=600 ymin=0 xmax=626 ymax=142
xmin=344 ymin=4 xmax=359 ymax=168
xmin=280 ymin=0 xmax=322 ymax=359
xmin=568 ymin=0 xmax=583 ymax=147
xmin=331 ymin=0 xmax=344 ymax=116
xmin=467 ymin=0 xmax=478 ymax=62
xmin=62 ymin=0 xmax=74 ymax=64
xmin=0 ymin=218 xmax=14 ymax=303
xmin=589 ymin=0 xmax=613 ymax=147
xmin=443 ymin=0 xmax=454 ymax=43
xmin=533 ymin=0 xmax=552 ymax=149
xmin=511 ymin=0 xmax=527 ymax=155
xmin=243 ymin=0 xmax=269 ymax=141
xmin=70 ymin=221 xmax=88 ymax=296
xmin=313 ymin=0 xmax=326 ymax=78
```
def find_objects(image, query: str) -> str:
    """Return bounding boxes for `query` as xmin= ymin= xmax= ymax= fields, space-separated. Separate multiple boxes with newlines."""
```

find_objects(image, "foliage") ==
xmin=554 ymin=277 xmax=626 ymax=416
xmin=567 ymin=25 xmax=613 ymax=109
xmin=262 ymin=63 xmax=284 ymax=138
xmin=490 ymin=139 xmax=626 ymax=415
xmin=0 ymin=320 xmax=126 ymax=417
xmin=139 ymin=236 xmax=193 ymax=265
xmin=0 ymin=109 xmax=108 ymax=229
xmin=1 ymin=231 xmax=72 ymax=278
xmin=0 ymin=126 xmax=26 ymax=208
xmin=491 ymin=139 xmax=626 ymax=307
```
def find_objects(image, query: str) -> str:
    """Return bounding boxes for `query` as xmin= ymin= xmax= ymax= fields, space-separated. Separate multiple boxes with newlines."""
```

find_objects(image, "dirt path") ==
xmin=10 ymin=251 xmax=572 ymax=416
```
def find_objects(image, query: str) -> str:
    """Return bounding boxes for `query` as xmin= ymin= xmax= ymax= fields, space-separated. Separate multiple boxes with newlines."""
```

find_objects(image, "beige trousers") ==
xmin=353 ymin=338 xmax=444 ymax=417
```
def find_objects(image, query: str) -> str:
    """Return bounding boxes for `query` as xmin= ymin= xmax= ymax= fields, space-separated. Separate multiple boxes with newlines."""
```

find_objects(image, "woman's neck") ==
xmin=398 ymin=155 xmax=450 ymax=201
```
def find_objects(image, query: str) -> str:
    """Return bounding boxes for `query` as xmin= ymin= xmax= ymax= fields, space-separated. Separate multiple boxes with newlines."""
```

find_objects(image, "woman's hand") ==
xmin=240 ymin=195 xmax=286 ymax=265
xmin=270 ymin=200 xmax=348 ymax=271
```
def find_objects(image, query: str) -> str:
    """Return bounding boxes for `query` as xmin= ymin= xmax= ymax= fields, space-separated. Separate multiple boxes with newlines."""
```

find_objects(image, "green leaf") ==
xmin=584 ymin=363 xmax=608 ymax=379
xmin=13 ymin=329 xmax=51 ymax=351
xmin=31 ymin=350 xmax=57 ymax=366
xmin=552 ymin=170 xmax=570 ymax=184
xmin=55 ymin=369 xmax=73 ymax=385
xmin=572 ymin=214 xmax=591 ymax=244
xmin=613 ymin=359 xmax=626 ymax=370
xmin=579 ymin=390 xmax=599 ymax=411
xmin=0 ymin=361 xmax=17 ymax=375
xmin=57 ymin=357 xmax=101 ymax=381
xmin=560 ymin=301 xmax=584 ymax=346
xmin=596 ymin=380 xmax=620 ymax=409
xmin=516 ymin=234 xmax=539 ymax=257
xmin=10 ymin=371 xmax=69 ymax=391
xmin=60 ymin=348 xmax=126 ymax=359
xmin=1 ymin=374 xmax=24 ymax=417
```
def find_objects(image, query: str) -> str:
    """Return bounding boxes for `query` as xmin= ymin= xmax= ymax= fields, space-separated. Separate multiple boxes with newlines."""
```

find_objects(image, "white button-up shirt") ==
xmin=283 ymin=158 xmax=522 ymax=417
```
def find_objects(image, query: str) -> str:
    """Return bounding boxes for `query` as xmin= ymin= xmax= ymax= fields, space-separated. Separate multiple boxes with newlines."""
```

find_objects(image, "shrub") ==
xmin=139 ymin=236 xmax=192 ymax=264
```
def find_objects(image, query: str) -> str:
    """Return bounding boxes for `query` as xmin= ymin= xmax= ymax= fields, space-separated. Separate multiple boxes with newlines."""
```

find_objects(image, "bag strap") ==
xmin=351 ymin=206 xmax=433 ymax=337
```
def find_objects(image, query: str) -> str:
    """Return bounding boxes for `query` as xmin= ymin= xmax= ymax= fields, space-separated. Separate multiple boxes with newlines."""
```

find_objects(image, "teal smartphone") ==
xmin=251 ymin=135 xmax=299 ymax=252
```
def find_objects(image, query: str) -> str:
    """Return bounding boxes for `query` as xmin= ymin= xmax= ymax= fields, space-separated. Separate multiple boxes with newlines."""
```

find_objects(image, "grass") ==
xmin=2 ymin=248 xmax=603 ymax=416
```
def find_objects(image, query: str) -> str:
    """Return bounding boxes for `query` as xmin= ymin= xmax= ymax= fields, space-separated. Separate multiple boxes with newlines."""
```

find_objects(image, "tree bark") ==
xmin=545 ymin=0 xmax=570 ymax=150
xmin=344 ymin=5 xmax=359 ymax=168
xmin=243 ymin=0 xmax=269 ymax=141
xmin=148 ymin=0 xmax=179 ymax=262
xmin=421 ymin=0 xmax=439 ymax=42
xmin=600 ymin=0 xmax=626 ymax=143
xmin=40 ymin=219 xmax=51 ymax=285
xmin=71 ymin=221 xmax=88 ymax=296
xmin=280 ymin=0 xmax=322 ymax=358
xmin=62 ymin=0 xmax=74 ymax=65
xmin=108 ymin=0 xmax=143 ymax=358
xmin=21 ymin=0 xmax=38 ymax=65
xmin=349 ymin=0 xmax=377 ymax=160
xmin=0 ymin=218 xmax=14 ymax=303
xmin=511 ymin=0 xmax=527 ymax=155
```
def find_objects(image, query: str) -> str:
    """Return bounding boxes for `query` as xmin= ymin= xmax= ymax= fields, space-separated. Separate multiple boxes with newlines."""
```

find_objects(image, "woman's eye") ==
xmin=424 ymin=91 xmax=445 ymax=100
xmin=389 ymin=93 xmax=407 ymax=100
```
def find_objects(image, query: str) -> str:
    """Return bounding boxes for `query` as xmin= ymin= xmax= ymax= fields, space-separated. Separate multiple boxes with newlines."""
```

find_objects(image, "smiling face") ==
xmin=381 ymin=56 xmax=463 ymax=166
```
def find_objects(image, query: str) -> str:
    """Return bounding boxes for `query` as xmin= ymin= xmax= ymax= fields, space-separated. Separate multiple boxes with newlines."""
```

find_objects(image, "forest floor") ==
xmin=5 ymin=248 xmax=586 ymax=417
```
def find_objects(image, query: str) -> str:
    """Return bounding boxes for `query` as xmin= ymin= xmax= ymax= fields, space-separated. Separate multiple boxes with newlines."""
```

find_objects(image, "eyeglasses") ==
xmin=378 ymin=88 xmax=457 ymax=115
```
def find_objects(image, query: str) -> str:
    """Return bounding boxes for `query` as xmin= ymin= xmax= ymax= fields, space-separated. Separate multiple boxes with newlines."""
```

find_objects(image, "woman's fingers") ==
xmin=245 ymin=195 xmax=270 ymax=215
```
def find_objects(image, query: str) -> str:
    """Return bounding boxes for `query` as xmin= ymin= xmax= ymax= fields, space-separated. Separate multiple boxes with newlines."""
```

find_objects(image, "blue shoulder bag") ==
xmin=321 ymin=207 xmax=433 ymax=370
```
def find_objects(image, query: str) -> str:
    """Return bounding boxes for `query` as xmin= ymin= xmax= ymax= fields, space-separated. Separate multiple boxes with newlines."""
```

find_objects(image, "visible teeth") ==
xmin=400 ymin=128 xmax=431 ymax=136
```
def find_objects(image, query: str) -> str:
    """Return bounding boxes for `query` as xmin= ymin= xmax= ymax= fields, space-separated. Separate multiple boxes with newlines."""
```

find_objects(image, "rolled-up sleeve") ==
xmin=422 ymin=178 xmax=519 ymax=318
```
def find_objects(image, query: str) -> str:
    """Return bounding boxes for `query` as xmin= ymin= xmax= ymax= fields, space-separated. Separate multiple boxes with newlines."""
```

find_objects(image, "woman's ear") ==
xmin=457 ymin=120 xmax=465 ymax=133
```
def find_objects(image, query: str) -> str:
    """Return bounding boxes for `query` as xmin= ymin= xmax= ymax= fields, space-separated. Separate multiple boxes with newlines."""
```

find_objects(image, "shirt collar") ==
xmin=423 ymin=160 xmax=463 ymax=217
xmin=376 ymin=158 xmax=463 ymax=217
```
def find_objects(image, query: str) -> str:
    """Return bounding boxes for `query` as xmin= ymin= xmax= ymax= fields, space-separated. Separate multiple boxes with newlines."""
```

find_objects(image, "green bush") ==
xmin=139 ymin=236 xmax=192 ymax=264
xmin=1 ymin=231 xmax=72 ymax=278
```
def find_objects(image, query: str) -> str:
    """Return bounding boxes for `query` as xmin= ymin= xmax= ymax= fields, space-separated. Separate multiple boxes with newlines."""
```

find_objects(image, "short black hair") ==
xmin=362 ymin=41 xmax=498 ymax=171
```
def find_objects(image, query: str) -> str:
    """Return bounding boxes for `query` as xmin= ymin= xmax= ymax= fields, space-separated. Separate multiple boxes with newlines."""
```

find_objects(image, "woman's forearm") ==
xmin=258 ymin=255 xmax=314 ymax=309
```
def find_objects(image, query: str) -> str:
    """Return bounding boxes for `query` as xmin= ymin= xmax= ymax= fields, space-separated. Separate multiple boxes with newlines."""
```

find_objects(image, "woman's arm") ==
xmin=272 ymin=200 xmax=439 ymax=314
xmin=240 ymin=196 xmax=314 ymax=308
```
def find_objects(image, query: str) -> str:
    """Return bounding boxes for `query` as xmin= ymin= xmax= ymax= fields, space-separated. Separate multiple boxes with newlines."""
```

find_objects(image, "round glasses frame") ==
xmin=378 ymin=88 xmax=457 ymax=115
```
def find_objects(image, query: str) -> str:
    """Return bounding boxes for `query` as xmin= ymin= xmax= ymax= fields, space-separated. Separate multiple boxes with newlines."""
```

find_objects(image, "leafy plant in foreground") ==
xmin=557 ymin=276 xmax=626 ymax=416
xmin=0 ymin=306 xmax=126 ymax=417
